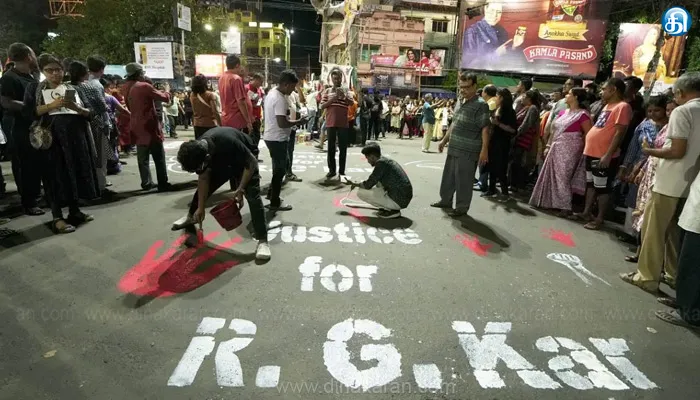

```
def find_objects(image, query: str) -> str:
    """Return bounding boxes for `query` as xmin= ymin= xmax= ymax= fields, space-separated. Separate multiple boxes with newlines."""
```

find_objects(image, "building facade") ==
xmin=322 ymin=0 xmax=458 ymax=89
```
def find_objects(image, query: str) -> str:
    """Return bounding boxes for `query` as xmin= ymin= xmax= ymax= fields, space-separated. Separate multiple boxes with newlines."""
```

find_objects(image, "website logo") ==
xmin=662 ymin=7 xmax=692 ymax=36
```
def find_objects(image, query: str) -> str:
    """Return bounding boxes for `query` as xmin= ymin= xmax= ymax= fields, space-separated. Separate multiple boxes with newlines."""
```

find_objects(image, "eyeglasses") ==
xmin=43 ymin=67 xmax=63 ymax=75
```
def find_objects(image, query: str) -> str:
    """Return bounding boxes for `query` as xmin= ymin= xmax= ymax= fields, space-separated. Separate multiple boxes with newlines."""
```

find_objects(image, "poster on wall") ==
xmin=195 ymin=54 xmax=226 ymax=78
xmin=459 ymin=0 xmax=613 ymax=77
xmin=320 ymin=63 xmax=354 ymax=89
xmin=371 ymin=49 xmax=445 ymax=76
xmin=133 ymin=42 xmax=174 ymax=79
xmin=613 ymin=23 xmax=687 ymax=94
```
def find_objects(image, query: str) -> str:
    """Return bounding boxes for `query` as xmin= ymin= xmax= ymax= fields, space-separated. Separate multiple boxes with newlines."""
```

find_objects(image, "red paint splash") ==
xmin=333 ymin=194 xmax=370 ymax=223
xmin=543 ymin=228 xmax=576 ymax=247
xmin=118 ymin=232 xmax=243 ymax=298
xmin=455 ymin=234 xmax=493 ymax=257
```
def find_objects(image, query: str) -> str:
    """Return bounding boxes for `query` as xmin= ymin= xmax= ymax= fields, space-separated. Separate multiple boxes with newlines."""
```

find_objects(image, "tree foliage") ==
xmin=0 ymin=0 xmax=50 ymax=61
xmin=43 ymin=0 xmax=227 ymax=64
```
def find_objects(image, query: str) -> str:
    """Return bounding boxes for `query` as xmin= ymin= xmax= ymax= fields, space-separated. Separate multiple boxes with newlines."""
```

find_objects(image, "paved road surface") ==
xmin=1 ymin=131 xmax=697 ymax=399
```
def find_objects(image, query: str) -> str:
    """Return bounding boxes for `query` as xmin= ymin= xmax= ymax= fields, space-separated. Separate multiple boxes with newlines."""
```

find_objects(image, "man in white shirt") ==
xmin=656 ymin=168 xmax=700 ymax=329
xmin=263 ymin=70 xmax=306 ymax=211
xmin=621 ymin=72 xmax=700 ymax=294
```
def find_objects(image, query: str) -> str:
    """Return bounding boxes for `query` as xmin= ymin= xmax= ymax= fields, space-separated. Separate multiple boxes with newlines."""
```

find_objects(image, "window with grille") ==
xmin=432 ymin=20 xmax=448 ymax=33
xmin=361 ymin=45 xmax=381 ymax=62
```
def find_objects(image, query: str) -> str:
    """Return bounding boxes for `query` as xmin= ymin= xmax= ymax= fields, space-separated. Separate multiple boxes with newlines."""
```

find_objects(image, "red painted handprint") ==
xmin=118 ymin=232 xmax=243 ymax=298
xmin=542 ymin=229 xmax=576 ymax=247
xmin=455 ymin=234 xmax=493 ymax=257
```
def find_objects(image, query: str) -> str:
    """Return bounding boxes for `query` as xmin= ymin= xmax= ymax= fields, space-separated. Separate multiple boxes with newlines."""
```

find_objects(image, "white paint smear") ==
xmin=215 ymin=337 xmax=254 ymax=387
xmin=413 ymin=364 xmax=442 ymax=390
xmin=451 ymin=321 xmax=476 ymax=334
xmin=196 ymin=317 xmax=226 ymax=335
xmin=589 ymin=338 xmax=658 ymax=389
xmin=167 ymin=336 xmax=215 ymax=387
xmin=356 ymin=265 xmax=378 ymax=292
xmin=256 ymin=366 xmax=281 ymax=388
xmin=320 ymin=264 xmax=354 ymax=292
xmin=453 ymin=322 xmax=561 ymax=389
xmin=323 ymin=319 xmax=402 ymax=391
xmin=547 ymin=253 xmax=611 ymax=286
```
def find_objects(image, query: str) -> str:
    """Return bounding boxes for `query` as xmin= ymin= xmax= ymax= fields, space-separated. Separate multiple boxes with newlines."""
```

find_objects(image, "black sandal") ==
xmin=52 ymin=219 xmax=76 ymax=234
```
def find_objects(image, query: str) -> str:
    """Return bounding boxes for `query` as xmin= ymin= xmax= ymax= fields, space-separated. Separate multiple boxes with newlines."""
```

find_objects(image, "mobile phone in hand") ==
xmin=64 ymin=89 xmax=76 ymax=103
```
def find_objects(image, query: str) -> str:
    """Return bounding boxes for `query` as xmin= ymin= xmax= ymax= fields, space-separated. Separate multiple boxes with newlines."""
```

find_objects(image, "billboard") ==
xmin=221 ymin=31 xmax=241 ymax=54
xmin=613 ymin=23 xmax=687 ymax=94
xmin=195 ymin=54 xmax=226 ymax=78
xmin=133 ymin=42 xmax=174 ymax=79
xmin=320 ymin=63 xmax=354 ymax=89
xmin=370 ymin=49 xmax=446 ymax=76
xmin=460 ymin=0 xmax=613 ymax=77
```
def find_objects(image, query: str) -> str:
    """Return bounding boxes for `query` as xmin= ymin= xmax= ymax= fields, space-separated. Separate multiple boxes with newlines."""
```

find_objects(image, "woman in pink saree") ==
xmin=530 ymin=88 xmax=592 ymax=216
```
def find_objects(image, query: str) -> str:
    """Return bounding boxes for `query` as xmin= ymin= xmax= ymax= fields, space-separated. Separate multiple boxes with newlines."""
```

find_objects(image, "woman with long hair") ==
xmin=190 ymin=74 xmax=221 ymax=139
xmin=24 ymin=54 xmax=99 ymax=233
xmin=484 ymin=88 xmax=518 ymax=199
xmin=625 ymin=99 xmax=677 ymax=263
xmin=511 ymin=89 xmax=540 ymax=192
xmin=529 ymin=88 xmax=591 ymax=215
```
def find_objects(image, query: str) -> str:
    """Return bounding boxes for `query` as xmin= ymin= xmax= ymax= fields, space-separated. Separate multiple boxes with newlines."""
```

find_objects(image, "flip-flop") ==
xmin=568 ymin=213 xmax=592 ymax=222
xmin=624 ymin=255 xmax=639 ymax=263
xmin=657 ymin=297 xmax=678 ymax=308
xmin=655 ymin=310 xmax=700 ymax=330
xmin=584 ymin=220 xmax=603 ymax=230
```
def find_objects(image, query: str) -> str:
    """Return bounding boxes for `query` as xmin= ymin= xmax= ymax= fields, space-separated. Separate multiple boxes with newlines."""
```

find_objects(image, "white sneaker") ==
xmin=171 ymin=213 xmax=194 ymax=230
xmin=256 ymin=242 xmax=271 ymax=261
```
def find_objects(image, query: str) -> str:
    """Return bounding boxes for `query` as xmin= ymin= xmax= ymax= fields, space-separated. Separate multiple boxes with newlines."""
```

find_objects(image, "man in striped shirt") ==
xmin=431 ymin=72 xmax=490 ymax=217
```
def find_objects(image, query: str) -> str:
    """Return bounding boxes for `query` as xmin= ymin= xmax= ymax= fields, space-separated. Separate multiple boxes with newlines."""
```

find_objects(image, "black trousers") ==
xmin=488 ymin=137 xmax=511 ymax=195
xmin=677 ymin=229 xmax=700 ymax=326
xmin=188 ymin=171 xmax=267 ymax=241
xmin=265 ymin=140 xmax=288 ymax=207
xmin=327 ymin=127 xmax=348 ymax=176
xmin=509 ymin=146 xmax=528 ymax=190
xmin=194 ymin=126 xmax=214 ymax=140
xmin=10 ymin=122 xmax=43 ymax=208
xmin=360 ymin=116 xmax=369 ymax=145
xmin=369 ymin=115 xmax=381 ymax=140
xmin=136 ymin=142 xmax=168 ymax=188
xmin=251 ymin=119 xmax=262 ymax=152
xmin=286 ymin=129 xmax=296 ymax=175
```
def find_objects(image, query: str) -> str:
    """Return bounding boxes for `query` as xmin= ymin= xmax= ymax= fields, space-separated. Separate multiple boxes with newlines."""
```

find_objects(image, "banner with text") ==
xmin=195 ymin=54 xmax=226 ymax=78
xmin=460 ymin=0 xmax=613 ymax=77
xmin=613 ymin=23 xmax=687 ymax=94
xmin=371 ymin=49 xmax=446 ymax=76
xmin=133 ymin=42 xmax=174 ymax=79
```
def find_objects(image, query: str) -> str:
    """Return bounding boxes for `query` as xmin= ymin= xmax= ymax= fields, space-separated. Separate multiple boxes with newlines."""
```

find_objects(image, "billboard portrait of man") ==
xmin=461 ymin=0 xmax=523 ymax=69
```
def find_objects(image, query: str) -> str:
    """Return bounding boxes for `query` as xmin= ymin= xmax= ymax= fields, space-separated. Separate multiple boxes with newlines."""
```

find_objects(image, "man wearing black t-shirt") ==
xmin=174 ymin=127 xmax=270 ymax=260
xmin=0 ymin=43 xmax=43 ymax=215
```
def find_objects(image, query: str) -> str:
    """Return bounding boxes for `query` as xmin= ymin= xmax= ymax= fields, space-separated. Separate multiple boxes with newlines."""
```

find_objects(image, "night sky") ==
xmin=257 ymin=0 xmax=322 ymax=75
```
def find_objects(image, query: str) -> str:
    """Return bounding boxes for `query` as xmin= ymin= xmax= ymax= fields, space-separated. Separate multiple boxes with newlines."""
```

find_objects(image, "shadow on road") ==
xmin=453 ymin=214 xmax=510 ymax=249
xmin=0 ymin=222 xmax=54 ymax=251
xmin=336 ymin=210 xmax=414 ymax=229
xmin=487 ymin=197 xmax=538 ymax=217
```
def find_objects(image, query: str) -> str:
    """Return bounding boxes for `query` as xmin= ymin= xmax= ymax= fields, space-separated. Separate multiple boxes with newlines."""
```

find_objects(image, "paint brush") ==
xmin=197 ymin=222 xmax=204 ymax=245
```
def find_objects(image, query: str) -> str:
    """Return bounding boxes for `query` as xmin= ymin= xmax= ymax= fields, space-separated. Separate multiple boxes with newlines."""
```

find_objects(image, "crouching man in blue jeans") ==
xmin=346 ymin=143 xmax=413 ymax=219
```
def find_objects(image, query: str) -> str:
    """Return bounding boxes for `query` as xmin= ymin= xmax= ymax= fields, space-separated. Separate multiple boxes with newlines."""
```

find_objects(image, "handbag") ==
xmin=29 ymin=82 xmax=53 ymax=150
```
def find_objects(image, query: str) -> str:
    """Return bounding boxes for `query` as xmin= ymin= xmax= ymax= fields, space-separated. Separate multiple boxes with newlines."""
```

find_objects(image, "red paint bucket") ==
xmin=210 ymin=200 xmax=242 ymax=231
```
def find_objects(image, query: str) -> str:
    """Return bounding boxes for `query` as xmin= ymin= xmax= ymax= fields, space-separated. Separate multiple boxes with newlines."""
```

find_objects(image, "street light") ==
xmin=47 ymin=32 xmax=58 ymax=39
xmin=204 ymin=23 xmax=213 ymax=31
xmin=274 ymin=57 xmax=281 ymax=63
xmin=290 ymin=29 xmax=295 ymax=34
xmin=229 ymin=26 xmax=238 ymax=33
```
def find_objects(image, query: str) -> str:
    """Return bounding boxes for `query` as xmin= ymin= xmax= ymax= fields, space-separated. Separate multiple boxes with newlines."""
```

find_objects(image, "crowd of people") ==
xmin=1 ymin=43 xmax=699 ymax=330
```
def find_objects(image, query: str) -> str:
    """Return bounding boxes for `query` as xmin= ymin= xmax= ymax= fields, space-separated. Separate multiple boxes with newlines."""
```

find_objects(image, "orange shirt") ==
xmin=584 ymin=101 xmax=632 ymax=158
xmin=347 ymin=100 xmax=358 ymax=121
